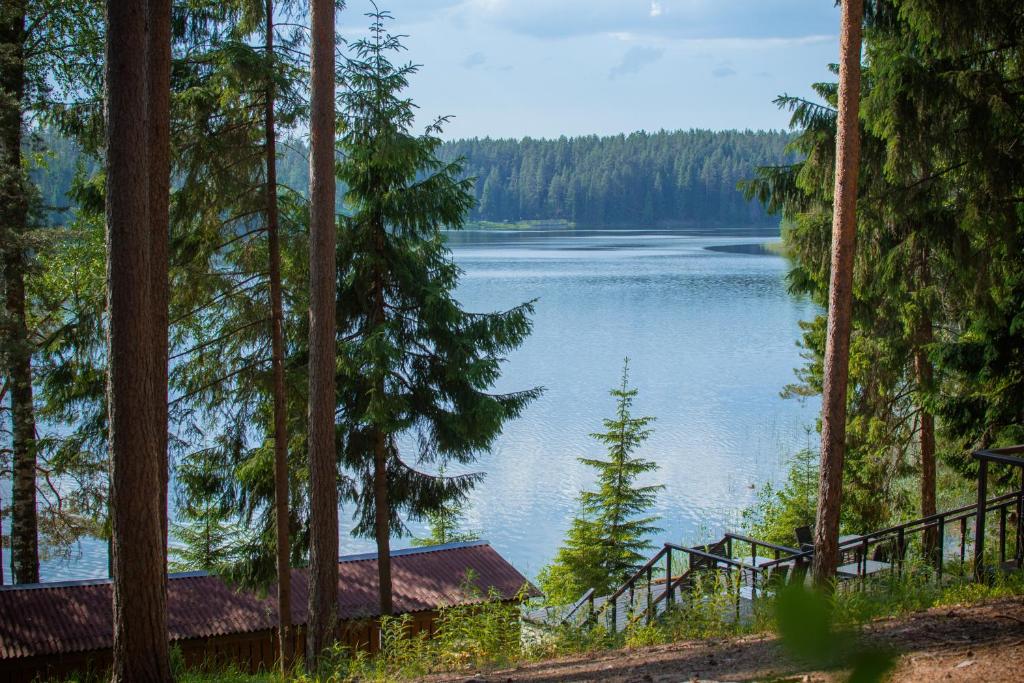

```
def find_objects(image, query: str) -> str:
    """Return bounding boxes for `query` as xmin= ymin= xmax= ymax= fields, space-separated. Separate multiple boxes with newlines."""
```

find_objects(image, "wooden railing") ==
xmin=724 ymin=532 xmax=803 ymax=564
xmin=559 ymin=587 xmax=596 ymax=625
xmin=753 ymin=490 xmax=1024 ymax=582
xmin=557 ymin=488 xmax=1023 ymax=633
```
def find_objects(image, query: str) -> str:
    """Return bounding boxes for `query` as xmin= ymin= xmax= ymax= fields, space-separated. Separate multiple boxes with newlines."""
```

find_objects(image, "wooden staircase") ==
xmin=527 ymin=488 xmax=1024 ymax=634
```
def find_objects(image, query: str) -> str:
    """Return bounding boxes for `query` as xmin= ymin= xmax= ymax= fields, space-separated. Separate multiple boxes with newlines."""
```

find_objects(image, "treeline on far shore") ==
xmin=33 ymin=128 xmax=793 ymax=230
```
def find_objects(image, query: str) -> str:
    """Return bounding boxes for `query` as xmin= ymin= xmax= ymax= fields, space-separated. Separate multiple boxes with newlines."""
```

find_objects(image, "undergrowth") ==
xmin=52 ymin=565 xmax=1024 ymax=682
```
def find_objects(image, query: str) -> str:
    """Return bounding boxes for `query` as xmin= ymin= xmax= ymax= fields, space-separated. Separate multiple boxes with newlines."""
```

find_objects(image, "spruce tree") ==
xmin=336 ymin=9 xmax=539 ymax=615
xmin=411 ymin=468 xmax=479 ymax=547
xmin=538 ymin=360 xmax=662 ymax=604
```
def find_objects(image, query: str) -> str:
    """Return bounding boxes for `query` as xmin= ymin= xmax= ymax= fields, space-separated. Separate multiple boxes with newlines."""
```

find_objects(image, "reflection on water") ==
xmin=18 ymin=227 xmax=820 ymax=584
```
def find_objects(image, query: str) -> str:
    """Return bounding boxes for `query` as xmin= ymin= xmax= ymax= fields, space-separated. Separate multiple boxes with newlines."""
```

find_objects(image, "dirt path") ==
xmin=434 ymin=597 xmax=1024 ymax=682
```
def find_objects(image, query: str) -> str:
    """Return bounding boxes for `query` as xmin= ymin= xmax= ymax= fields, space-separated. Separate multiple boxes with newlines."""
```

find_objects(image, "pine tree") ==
xmin=171 ymin=449 xmax=240 ymax=572
xmin=106 ymin=0 xmax=172 ymax=678
xmin=812 ymin=0 xmax=863 ymax=586
xmin=305 ymin=0 xmax=338 ymax=668
xmin=538 ymin=360 xmax=662 ymax=604
xmin=336 ymin=9 xmax=539 ymax=616
xmin=1 ymin=0 xmax=39 ymax=585
xmin=0 ymin=0 xmax=96 ymax=586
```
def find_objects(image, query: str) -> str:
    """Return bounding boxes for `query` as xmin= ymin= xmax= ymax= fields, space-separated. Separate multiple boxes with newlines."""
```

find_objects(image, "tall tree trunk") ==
xmin=2 ymin=0 xmax=39 ymax=587
xmin=812 ymin=0 xmax=864 ymax=587
xmin=264 ymin=0 xmax=293 ymax=669
xmin=305 ymin=0 xmax=338 ymax=669
xmin=373 ymin=429 xmax=392 ymax=615
xmin=915 ymin=245 xmax=938 ymax=561
xmin=106 ymin=0 xmax=171 ymax=680
xmin=148 ymin=0 xmax=171 ymax=593
xmin=371 ymin=222 xmax=393 ymax=616
xmin=6 ymin=240 xmax=37 ymax=586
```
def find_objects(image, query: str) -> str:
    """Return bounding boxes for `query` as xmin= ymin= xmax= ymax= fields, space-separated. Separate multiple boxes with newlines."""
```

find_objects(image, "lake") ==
xmin=14 ymin=227 xmax=820 ymax=584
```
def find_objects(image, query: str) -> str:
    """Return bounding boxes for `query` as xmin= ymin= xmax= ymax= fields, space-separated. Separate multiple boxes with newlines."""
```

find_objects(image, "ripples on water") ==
xmin=13 ymin=228 xmax=820 ymax=584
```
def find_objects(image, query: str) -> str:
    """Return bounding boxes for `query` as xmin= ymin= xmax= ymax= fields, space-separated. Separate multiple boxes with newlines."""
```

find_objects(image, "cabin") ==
xmin=0 ymin=540 xmax=538 ymax=683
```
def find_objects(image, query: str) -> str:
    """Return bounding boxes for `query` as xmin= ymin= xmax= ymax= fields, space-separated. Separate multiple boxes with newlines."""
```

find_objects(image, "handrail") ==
xmin=664 ymin=542 xmax=767 ymax=573
xmin=560 ymin=587 xmax=596 ymax=624
xmin=586 ymin=538 xmax=731 ymax=627
xmin=603 ymin=544 xmax=671 ymax=605
xmin=843 ymin=491 xmax=1020 ymax=544
xmin=724 ymin=532 xmax=802 ymax=556
xmin=755 ymin=491 xmax=1023 ymax=571
xmin=974 ymin=445 xmax=1024 ymax=468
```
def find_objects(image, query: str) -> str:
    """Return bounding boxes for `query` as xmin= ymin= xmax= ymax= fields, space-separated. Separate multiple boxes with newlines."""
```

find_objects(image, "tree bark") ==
xmin=0 ymin=488 xmax=4 ymax=586
xmin=372 ymin=429 xmax=392 ymax=614
xmin=2 ymin=0 xmax=39 ymax=587
xmin=915 ymin=245 xmax=938 ymax=561
xmin=812 ymin=0 xmax=864 ymax=587
xmin=305 ymin=0 xmax=338 ymax=670
xmin=264 ymin=0 xmax=293 ymax=670
xmin=106 ymin=0 xmax=171 ymax=680
xmin=371 ymin=222 xmax=393 ymax=616
xmin=5 ymin=243 xmax=37 ymax=586
xmin=148 ymin=0 xmax=171 ymax=592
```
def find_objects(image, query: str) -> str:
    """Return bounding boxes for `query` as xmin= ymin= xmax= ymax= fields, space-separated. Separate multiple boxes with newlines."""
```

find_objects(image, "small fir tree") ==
xmin=411 ymin=468 xmax=480 ymax=547
xmin=169 ymin=506 xmax=238 ymax=573
xmin=539 ymin=359 xmax=663 ymax=604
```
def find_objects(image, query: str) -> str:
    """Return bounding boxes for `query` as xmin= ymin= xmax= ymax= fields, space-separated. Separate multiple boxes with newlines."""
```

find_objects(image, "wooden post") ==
xmin=646 ymin=565 xmax=653 ymax=625
xmin=974 ymin=457 xmax=988 ymax=581
xmin=999 ymin=506 xmax=1007 ymax=565
xmin=1017 ymin=471 xmax=1023 ymax=569
xmin=665 ymin=546 xmax=673 ymax=607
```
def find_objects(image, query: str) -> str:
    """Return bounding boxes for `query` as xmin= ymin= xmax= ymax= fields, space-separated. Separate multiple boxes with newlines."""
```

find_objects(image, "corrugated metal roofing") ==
xmin=0 ymin=541 xmax=538 ymax=660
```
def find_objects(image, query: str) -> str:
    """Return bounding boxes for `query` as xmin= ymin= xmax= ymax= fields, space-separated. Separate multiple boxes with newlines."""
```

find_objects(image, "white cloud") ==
xmin=452 ymin=0 xmax=838 ymax=41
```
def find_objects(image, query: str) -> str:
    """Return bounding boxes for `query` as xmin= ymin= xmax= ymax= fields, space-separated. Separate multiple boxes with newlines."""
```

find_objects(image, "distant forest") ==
xmin=440 ymin=130 xmax=794 ymax=227
xmin=35 ymin=128 xmax=793 ymax=228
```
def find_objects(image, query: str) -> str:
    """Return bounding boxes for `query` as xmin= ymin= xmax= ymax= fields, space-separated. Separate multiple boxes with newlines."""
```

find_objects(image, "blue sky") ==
xmin=338 ymin=0 xmax=841 ymax=140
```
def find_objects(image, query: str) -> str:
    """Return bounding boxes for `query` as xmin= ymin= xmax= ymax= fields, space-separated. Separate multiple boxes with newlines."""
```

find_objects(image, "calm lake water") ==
xmin=16 ymin=227 xmax=820 ymax=584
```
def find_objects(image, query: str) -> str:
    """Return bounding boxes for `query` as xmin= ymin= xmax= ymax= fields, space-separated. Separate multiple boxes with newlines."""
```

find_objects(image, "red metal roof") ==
xmin=0 ymin=541 xmax=537 ymax=660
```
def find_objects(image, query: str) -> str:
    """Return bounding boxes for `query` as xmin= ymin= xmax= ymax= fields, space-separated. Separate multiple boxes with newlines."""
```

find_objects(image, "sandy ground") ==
xmin=432 ymin=597 xmax=1024 ymax=682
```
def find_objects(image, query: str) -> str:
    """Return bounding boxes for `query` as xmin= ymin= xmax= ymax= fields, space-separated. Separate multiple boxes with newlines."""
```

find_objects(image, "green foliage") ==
xmin=36 ymin=129 xmax=798 ymax=230
xmin=775 ymin=584 xmax=896 ymax=683
xmin=410 ymin=469 xmax=480 ymax=547
xmin=164 ymin=0 xmax=317 ymax=588
xmin=654 ymin=570 xmax=761 ymax=642
xmin=539 ymin=359 xmax=662 ymax=604
xmin=432 ymin=583 xmax=525 ymax=671
xmin=743 ymin=0 xmax=1024 ymax=531
xmin=286 ymin=576 xmax=527 ymax=681
xmin=742 ymin=446 xmax=818 ymax=546
xmin=334 ymin=10 xmax=539 ymax=542
xmin=441 ymin=130 xmax=794 ymax=226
